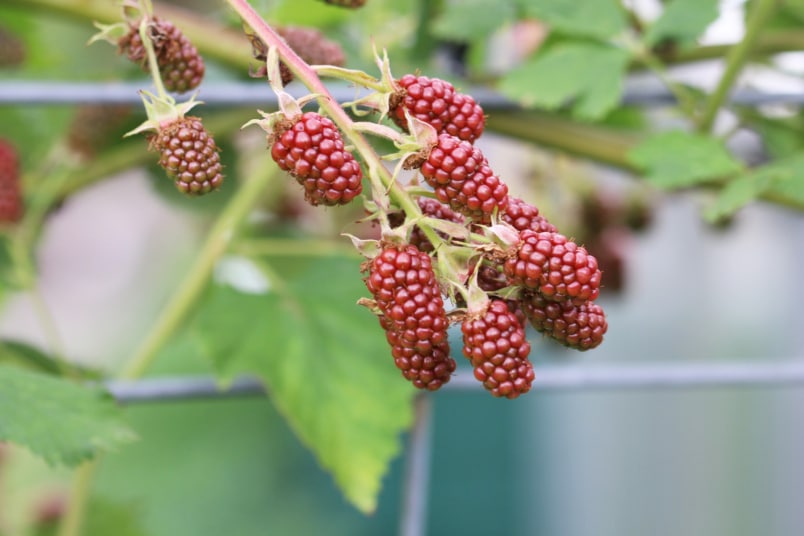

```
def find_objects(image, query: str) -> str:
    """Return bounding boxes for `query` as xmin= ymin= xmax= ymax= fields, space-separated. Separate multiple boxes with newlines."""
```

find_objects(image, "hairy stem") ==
xmin=696 ymin=0 xmax=778 ymax=133
xmin=138 ymin=13 xmax=170 ymax=101
xmin=225 ymin=0 xmax=441 ymax=246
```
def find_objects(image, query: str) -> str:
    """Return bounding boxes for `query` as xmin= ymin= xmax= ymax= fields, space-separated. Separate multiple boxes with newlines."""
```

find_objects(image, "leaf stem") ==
xmin=56 ymin=461 xmax=98 ymax=536
xmin=696 ymin=0 xmax=777 ymax=133
xmin=138 ymin=14 xmax=170 ymax=101
xmin=118 ymin=161 xmax=277 ymax=379
xmin=637 ymin=51 xmax=699 ymax=119
xmin=234 ymin=238 xmax=359 ymax=258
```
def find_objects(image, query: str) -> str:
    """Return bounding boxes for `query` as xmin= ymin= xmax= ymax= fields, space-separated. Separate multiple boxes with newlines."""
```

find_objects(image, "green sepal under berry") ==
xmin=125 ymin=89 xmax=202 ymax=137
xmin=127 ymin=91 xmax=224 ymax=196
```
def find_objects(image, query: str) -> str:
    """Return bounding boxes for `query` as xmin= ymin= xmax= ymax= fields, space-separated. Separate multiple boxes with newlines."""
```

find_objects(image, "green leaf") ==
xmin=704 ymin=153 xmax=804 ymax=222
xmin=0 ymin=339 xmax=101 ymax=378
xmin=432 ymin=0 xmax=516 ymax=41
xmin=192 ymin=255 xmax=416 ymax=513
xmin=628 ymin=130 xmax=743 ymax=188
xmin=645 ymin=0 xmax=720 ymax=48
xmin=517 ymin=0 xmax=627 ymax=39
xmin=0 ymin=367 xmax=137 ymax=465
xmin=84 ymin=496 xmax=148 ymax=536
xmin=751 ymin=116 xmax=804 ymax=159
xmin=498 ymin=42 xmax=630 ymax=120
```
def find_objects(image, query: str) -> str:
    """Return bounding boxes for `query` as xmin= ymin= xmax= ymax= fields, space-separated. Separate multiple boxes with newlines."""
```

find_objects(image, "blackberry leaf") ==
xmin=191 ymin=254 xmax=415 ymax=514
xmin=705 ymin=153 xmax=804 ymax=222
xmin=628 ymin=130 xmax=743 ymax=188
xmin=518 ymin=0 xmax=627 ymax=40
xmin=645 ymin=0 xmax=721 ymax=49
xmin=499 ymin=43 xmax=630 ymax=120
xmin=0 ymin=366 xmax=136 ymax=466
xmin=432 ymin=0 xmax=516 ymax=42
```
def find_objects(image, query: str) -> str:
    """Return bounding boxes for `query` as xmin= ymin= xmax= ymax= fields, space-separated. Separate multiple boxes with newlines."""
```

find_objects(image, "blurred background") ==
xmin=1 ymin=0 xmax=804 ymax=535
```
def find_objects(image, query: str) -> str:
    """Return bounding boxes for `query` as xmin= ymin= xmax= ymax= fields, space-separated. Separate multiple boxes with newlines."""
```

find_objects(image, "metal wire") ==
xmin=1 ymin=80 xmax=803 ymax=108
xmin=399 ymin=395 xmax=433 ymax=536
xmin=103 ymin=360 xmax=804 ymax=404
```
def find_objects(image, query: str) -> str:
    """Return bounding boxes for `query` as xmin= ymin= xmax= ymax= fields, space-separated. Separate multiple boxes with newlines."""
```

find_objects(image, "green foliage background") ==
xmin=1 ymin=0 xmax=803 ymax=534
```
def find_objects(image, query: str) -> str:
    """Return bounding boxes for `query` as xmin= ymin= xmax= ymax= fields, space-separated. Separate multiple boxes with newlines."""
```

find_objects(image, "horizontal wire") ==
xmin=104 ymin=359 xmax=804 ymax=404
xmin=1 ymin=80 xmax=803 ymax=108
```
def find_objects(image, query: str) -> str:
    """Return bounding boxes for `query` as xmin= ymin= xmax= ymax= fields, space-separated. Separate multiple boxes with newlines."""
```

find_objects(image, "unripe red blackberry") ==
xmin=119 ymin=17 xmax=205 ymax=93
xmin=524 ymin=293 xmax=607 ymax=351
xmin=271 ymin=112 xmax=363 ymax=206
xmin=392 ymin=75 xmax=485 ymax=143
xmin=420 ymin=134 xmax=483 ymax=188
xmin=252 ymin=27 xmax=346 ymax=86
xmin=461 ymin=299 xmax=534 ymax=398
xmin=443 ymin=92 xmax=486 ymax=143
xmin=364 ymin=244 xmax=456 ymax=390
xmin=419 ymin=134 xmax=507 ymax=224
xmin=447 ymin=161 xmax=508 ymax=224
xmin=277 ymin=26 xmax=346 ymax=68
xmin=504 ymin=230 xmax=601 ymax=304
xmin=0 ymin=139 xmax=23 ymax=223
xmin=149 ymin=116 xmax=224 ymax=195
xmin=408 ymin=197 xmax=465 ymax=253
xmin=502 ymin=196 xmax=557 ymax=234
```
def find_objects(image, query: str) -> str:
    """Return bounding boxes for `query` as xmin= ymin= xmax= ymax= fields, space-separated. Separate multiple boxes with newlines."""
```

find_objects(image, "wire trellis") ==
xmin=102 ymin=359 xmax=804 ymax=536
xmin=103 ymin=360 xmax=804 ymax=404
xmin=2 ymin=80 xmax=804 ymax=108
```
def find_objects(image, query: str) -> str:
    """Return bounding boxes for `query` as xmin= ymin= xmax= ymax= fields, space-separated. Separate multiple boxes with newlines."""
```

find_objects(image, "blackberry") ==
xmin=443 ymin=91 xmax=486 ymax=143
xmin=461 ymin=299 xmax=534 ymax=398
xmin=149 ymin=116 xmax=224 ymax=195
xmin=420 ymin=134 xmax=483 ymax=188
xmin=66 ymin=104 xmax=134 ymax=159
xmin=0 ymin=26 xmax=25 ymax=68
xmin=419 ymin=134 xmax=507 ymax=224
xmin=270 ymin=111 xmax=363 ymax=206
xmin=504 ymin=230 xmax=601 ymax=304
xmin=119 ymin=17 xmax=205 ymax=93
xmin=392 ymin=75 xmax=485 ymax=143
xmin=0 ymin=139 xmax=23 ymax=223
xmin=501 ymin=196 xmax=557 ymax=234
xmin=252 ymin=27 xmax=346 ymax=86
xmin=445 ymin=160 xmax=508 ymax=224
xmin=277 ymin=26 xmax=346 ymax=68
xmin=524 ymin=293 xmax=607 ymax=350
xmin=364 ymin=244 xmax=456 ymax=390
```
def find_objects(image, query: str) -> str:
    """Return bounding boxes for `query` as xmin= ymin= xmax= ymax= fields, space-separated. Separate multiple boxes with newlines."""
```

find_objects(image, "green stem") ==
xmin=485 ymin=111 xmax=640 ymax=171
xmin=696 ymin=0 xmax=777 ymax=133
xmin=235 ymin=238 xmax=359 ymax=258
xmin=56 ymin=461 xmax=98 ymax=536
xmin=139 ymin=15 xmax=170 ymax=101
xmin=119 ymin=162 xmax=277 ymax=379
xmin=638 ymin=51 xmax=699 ymax=119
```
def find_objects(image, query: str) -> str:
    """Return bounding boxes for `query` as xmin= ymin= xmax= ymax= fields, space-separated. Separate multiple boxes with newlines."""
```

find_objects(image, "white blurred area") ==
xmin=0 ymin=170 xmax=204 ymax=369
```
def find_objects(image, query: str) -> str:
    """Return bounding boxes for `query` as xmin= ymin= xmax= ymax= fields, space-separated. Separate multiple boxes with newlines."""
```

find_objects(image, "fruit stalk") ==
xmin=224 ymin=0 xmax=442 ymax=247
xmin=696 ymin=0 xmax=777 ymax=133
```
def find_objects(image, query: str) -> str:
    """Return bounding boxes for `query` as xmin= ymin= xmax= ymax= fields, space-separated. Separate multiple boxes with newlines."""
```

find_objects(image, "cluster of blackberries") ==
xmin=359 ymin=75 xmax=608 ymax=399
